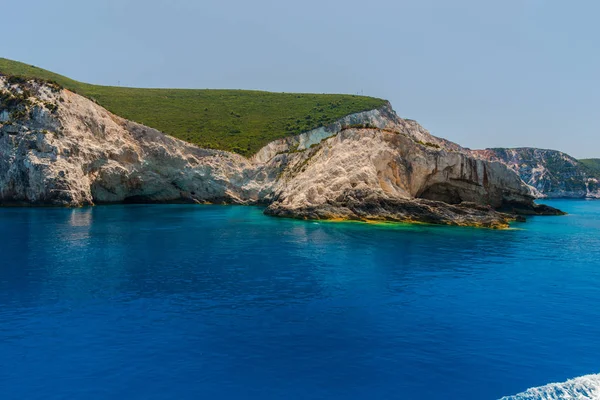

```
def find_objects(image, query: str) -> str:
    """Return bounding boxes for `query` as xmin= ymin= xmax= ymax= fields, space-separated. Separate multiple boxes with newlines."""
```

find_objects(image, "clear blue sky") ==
xmin=3 ymin=0 xmax=599 ymax=158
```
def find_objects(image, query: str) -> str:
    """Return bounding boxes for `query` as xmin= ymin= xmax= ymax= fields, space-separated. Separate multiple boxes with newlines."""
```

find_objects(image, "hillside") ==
xmin=580 ymin=158 xmax=600 ymax=175
xmin=0 ymin=75 xmax=562 ymax=225
xmin=473 ymin=148 xmax=600 ymax=198
xmin=0 ymin=58 xmax=386 ymax=156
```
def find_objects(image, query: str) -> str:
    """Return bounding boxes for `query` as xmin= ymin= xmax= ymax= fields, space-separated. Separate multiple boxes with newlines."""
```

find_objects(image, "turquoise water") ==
xmin=0 ymin=200 xmax=599 ymax=399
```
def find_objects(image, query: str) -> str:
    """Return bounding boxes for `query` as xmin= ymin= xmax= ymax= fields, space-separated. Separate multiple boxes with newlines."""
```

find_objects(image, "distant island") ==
xmin=0 ymin=58 xmax=566 ymax=228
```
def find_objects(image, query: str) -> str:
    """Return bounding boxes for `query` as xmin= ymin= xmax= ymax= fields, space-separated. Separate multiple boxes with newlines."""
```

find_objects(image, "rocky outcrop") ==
xmin=472 ymin=148 xmax=600 ymax=199
xmin=264 ymin=126 xmax=546 ymax=227
xmin=0 ymin=76 xmax=562 ymax=227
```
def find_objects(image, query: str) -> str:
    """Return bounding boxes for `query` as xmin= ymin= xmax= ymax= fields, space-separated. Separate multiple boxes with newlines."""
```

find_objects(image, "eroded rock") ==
xmin=0 ymin=77 xmax=562 ymax=226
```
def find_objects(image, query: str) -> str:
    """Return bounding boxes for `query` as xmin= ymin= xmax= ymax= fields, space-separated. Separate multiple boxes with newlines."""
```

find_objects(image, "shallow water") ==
xmin=0 ymin=200 xmax=598 ymax=399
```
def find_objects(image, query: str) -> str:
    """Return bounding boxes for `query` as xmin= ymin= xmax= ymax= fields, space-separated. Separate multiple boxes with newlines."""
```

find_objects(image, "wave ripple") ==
xmin=501 ymin=374 xmax=600 ymax=400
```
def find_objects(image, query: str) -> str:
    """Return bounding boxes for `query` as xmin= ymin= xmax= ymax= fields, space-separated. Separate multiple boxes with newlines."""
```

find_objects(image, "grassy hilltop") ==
xmin=0 ymin=58 xmax=386 ymax=156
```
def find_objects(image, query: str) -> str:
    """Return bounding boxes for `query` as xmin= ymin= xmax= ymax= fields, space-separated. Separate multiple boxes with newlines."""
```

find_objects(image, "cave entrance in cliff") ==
xmin=417 ymin=183 xmax=463 ymax=205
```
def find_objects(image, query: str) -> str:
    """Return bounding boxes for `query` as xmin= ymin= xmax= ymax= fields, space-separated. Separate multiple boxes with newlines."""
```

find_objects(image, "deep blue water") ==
xmin=0 ymin=200 xmax=599 ymax=399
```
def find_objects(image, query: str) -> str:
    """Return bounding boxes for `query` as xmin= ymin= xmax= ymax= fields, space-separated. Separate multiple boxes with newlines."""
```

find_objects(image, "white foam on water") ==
xmin=500 ymin=374 xmax=600 ymax=400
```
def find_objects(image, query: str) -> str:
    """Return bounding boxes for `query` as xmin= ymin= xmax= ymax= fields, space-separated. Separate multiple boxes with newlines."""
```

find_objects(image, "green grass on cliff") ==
xmin=0 ymin=58 xmax=386 ymax=156
xmin=580 ymin=159 xmax=600 ymax=176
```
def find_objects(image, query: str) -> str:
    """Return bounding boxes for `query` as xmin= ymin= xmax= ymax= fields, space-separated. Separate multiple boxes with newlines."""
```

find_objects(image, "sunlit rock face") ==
xmin=472 ymin=148 xmax=600 ymax=199
xmin=0 ymin=77 xmax=560 ymax=227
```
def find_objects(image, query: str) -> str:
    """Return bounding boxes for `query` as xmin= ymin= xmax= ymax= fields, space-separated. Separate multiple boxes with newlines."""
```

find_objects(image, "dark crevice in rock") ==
xmin=417 ymin=183 xmax=464 ymax=205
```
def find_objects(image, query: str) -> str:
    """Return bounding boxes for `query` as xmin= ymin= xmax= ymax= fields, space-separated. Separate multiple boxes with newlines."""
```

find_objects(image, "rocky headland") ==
xmin=472 ymin=148 xmax=600 ymax=199
xmin=0 ymin=76 xmax=563 ymax=228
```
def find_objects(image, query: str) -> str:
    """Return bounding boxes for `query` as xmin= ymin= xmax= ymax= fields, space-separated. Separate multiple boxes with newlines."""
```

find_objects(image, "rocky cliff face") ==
xmin=0 ymin=76 xmax=561 ymax=227
xmin=472 ymin=148 xmax=600 ymax=199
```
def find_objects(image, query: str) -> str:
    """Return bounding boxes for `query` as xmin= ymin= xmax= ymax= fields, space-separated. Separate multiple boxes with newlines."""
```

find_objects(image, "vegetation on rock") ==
xmin=0 ymin=58 xmax=386 ymax=156
xmin=580 ymin=158 xmax=600 ymax=176
xmin=477 ymin=148 xmax=600 ymax=197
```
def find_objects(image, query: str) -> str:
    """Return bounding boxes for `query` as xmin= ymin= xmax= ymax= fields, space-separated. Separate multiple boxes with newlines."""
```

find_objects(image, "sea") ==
xmin=0 ymin=200 xmax=598 ymax=399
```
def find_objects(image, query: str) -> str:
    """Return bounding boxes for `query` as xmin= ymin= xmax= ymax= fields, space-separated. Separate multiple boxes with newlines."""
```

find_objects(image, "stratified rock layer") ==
xmin=0 ymin=77 xmax=562 ymax=227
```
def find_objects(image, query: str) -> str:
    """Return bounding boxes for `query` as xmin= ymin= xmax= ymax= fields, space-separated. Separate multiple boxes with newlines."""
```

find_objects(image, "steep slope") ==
xmin=263 ymin=109 xmax=553 ymax=226
xmin=0 ymin=58 xmax=385 ymax=156
xmin=0 ymin=76 xmax=562 ymax=227
xmin=580 ymin=159 xmax=600 ymax=176
xmin=473 ymin=148 xmax=600 ymax=198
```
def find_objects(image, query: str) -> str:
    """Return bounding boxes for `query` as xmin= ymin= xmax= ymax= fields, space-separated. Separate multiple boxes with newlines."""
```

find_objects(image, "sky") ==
xmin=2 ymin=0 xmax=599 ymax=158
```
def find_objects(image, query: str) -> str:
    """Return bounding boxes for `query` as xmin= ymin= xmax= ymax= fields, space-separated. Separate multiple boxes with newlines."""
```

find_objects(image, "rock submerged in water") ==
xmin=0 ymin=76 xmax=564 ymax=227
xmin=266 ymin=191 xmax=521 ymax=229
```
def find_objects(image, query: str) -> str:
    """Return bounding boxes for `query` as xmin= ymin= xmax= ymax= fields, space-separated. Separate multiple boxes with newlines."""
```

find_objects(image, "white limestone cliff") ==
xmin=472 ymin=148 xmax=600 ymax=199
xmin=0 ymin=77 xmax=561 ymax=227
